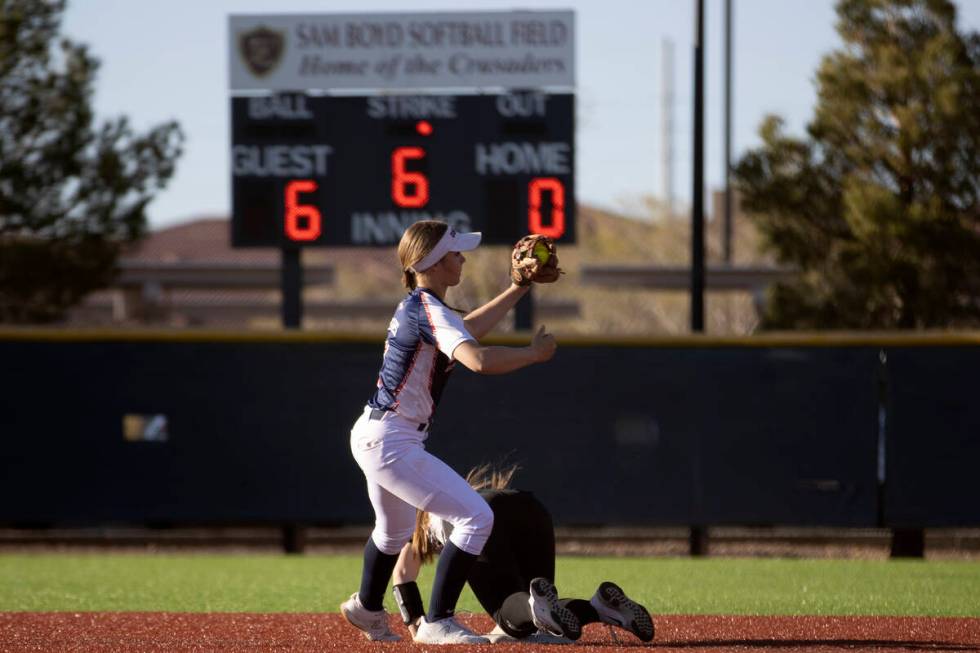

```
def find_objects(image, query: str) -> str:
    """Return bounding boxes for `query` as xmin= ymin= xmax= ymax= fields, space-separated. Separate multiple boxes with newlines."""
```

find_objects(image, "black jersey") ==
xmin=478 ymin=489 xmax=555 ymax=544
xmin=478 ymin=488 xmax=554 ymax=550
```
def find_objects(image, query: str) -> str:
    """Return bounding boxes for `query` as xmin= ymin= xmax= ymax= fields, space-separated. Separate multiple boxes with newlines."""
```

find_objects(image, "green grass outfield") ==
xmin=2 ymin=554 xmax=978 ymax=616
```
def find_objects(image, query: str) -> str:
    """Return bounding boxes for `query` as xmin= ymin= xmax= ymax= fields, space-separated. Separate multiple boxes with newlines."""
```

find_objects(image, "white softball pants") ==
xmin=350 ymin=407 xmax=494 ymax=556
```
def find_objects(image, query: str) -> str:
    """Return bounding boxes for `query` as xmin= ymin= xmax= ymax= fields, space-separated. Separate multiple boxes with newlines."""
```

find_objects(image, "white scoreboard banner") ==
xmin=229 ymin=11 xmax=575 ymax=92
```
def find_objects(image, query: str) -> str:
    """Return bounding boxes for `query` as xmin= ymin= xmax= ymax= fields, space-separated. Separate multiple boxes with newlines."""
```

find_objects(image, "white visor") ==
xmin=411 ymin=227 xmax=482 ymax=272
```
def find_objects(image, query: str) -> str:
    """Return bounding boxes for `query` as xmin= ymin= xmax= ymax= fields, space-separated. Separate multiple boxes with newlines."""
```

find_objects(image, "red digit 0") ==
xmin=528 ymin=177 xmax=566 ymax=239
xmin=284 ymin=179 xmax=321 ymax=241
xmin=392 ymin=147 xmax=430 ymax=208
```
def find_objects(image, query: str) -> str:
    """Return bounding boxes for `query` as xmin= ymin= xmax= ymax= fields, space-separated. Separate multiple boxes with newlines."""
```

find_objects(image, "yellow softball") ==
xmin=532 ymin=240 xmax=551 ymax=264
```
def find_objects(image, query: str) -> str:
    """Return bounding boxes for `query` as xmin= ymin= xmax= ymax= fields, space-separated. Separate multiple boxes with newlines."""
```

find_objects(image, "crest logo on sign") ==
xmin=238 ymin=26 xmax=285 ymax=78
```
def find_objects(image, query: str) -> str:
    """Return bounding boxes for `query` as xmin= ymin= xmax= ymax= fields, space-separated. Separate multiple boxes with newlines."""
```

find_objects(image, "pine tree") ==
xmin=0 ymin=0 xmax=183 ymax=323
xmin=734 ymin=0 xmax=980 ymax=329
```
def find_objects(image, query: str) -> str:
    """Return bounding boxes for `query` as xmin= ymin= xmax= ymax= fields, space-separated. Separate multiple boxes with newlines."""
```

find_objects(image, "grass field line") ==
xmin=3 ymin=554 xmax=979 ymax=616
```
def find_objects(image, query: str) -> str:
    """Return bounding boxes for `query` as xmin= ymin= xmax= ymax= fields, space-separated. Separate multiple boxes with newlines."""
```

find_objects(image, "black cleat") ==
xmin=528 ymin=577 xmax=582 ymax=641
xmin=590 ymin=581 xmax=655 ymax=642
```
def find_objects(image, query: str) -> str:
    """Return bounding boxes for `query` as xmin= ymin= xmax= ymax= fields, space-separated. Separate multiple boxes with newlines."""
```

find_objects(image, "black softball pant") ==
xmin=467 ymin=491 xmax=555 ymax=636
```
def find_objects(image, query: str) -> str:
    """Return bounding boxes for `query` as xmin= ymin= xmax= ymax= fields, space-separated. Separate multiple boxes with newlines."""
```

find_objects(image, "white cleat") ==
xmin=590 ymin=581 xmax=655 ymax=642
xmin=528 ymin=577 xmax=582 ymax=641
xmin=339 ymin=593 xmax=401 ymax=641
xmin=414 ymin=615 xmax=490 ymax=644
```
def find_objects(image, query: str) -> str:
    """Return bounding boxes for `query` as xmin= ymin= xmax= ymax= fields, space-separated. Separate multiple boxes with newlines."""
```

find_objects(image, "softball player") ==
xmin=340 ymin=220 xmax=557 ymax=645
xmin=391 ymin=467 xmax=655 ymax=644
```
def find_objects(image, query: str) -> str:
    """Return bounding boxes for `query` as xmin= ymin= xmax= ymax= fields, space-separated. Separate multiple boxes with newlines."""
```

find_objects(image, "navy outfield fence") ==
xmin=1 ymin=329 xmax=977 ymax=556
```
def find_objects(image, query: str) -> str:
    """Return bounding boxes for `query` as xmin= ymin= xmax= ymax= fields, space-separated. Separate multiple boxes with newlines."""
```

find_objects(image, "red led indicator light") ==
xmin=528 ymin=177 xmax=566 ymax=239
xmin=392 ymin=147 xmax=430 ymax=208
xmin=416 ymin=120 xmax=433 ymax=136
xmin=284 ymin=179 xmax=322 ymax=241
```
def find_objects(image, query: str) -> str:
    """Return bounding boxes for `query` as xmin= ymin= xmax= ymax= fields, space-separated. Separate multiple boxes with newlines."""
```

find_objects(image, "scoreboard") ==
xmin=231 ymin=91 xmax=574 ymax=247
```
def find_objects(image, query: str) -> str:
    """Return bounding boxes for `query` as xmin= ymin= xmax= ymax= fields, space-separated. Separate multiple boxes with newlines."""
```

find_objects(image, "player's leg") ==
xmin=470 ymin=492 xmax=579 ymax=640
xmin=359 ymin=480 xmax=417 ymax=608
xmin=340 ymin=481 xmax=413 ymax=641
xmin=369 ymin=446 xmax=491 ymax=644
xmin=467 ymin=544 xmax=536 ymax=638
xmin=344 ymin=416 xmax=420 ymax=641
xmin=470 ymin=556 xmax=580 ymax=642
xmin=507 ymin=493 xmax=580 ymax=639
xmin=472 ymin=581 xmax=581 ymax=642
xmin=414 ymin=457 xmax=493 ymax=633
xmin=512 ymin=491 xmax=556 ymax=583
xmin=559 ymin=598 xmax=602 ymax=626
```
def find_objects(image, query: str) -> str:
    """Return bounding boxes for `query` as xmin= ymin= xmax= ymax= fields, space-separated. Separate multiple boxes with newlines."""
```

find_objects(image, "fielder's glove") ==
xmin=510 ymin=234 xmax=563 ymax=286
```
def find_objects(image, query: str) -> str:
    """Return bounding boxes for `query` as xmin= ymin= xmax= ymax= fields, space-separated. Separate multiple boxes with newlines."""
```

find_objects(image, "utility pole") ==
xmin=514 ymin=287 xmax=533 ymax=331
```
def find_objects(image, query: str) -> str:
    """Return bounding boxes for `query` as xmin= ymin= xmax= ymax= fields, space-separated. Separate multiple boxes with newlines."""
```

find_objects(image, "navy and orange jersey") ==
xmin=368 ymin=288 xmax=475 ymax=424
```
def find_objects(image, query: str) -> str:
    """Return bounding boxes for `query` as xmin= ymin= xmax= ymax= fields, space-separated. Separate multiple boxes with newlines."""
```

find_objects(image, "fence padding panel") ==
xmin=884 ymin=347 xmax=980 ymax=527
xmin=0 ymin=338 xmax=917 ymax=528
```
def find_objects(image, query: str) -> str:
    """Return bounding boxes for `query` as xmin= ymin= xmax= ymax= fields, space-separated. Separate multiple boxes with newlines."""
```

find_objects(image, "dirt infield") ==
xmin=1 ymin=612 xmax=978 ymax=652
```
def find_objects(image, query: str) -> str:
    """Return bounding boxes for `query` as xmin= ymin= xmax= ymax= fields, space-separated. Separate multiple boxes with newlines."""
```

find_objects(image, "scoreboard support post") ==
xmin=280 ymin=246 xmax=302 ymax=328
xmin=514 ymin=286 xmax=534 ymax=331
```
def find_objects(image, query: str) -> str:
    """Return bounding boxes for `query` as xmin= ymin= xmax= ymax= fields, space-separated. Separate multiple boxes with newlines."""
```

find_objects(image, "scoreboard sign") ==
xmin=229 ymin=11 xmax=575 ymax=91
xmin=231 ymin=92 xmax=574 ymax=246
xmin=229 ymin=11 xmax=574 ymax=248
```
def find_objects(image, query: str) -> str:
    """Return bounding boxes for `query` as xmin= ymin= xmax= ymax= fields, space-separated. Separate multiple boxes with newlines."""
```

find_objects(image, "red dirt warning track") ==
xmin=1 ymin=612 xmax=978 ymax=652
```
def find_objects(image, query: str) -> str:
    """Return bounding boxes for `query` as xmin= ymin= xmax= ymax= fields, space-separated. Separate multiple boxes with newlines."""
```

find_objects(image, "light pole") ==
xmin=690 ymin=0 xmax=707 ymax=558
xmin=691 ymin=0 xmax=705 ymax=333
xmin=723 ymin=0 xmax=734 ymax=264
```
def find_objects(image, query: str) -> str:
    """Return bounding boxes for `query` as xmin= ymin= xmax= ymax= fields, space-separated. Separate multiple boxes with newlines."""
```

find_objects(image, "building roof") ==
xmin=125 ymin=217 xmax=278 ymax=263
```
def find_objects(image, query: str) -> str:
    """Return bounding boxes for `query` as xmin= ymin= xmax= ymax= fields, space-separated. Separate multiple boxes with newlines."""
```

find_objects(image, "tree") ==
xmin=734 ymin=0 xmax=980 ymax=329
xmin=0 ymin=0 xmax=183 ymax=323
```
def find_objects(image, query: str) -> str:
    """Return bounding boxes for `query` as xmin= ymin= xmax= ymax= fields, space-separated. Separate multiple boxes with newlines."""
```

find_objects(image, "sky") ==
xmin=62 ymin=0 xmax=980 ymax=229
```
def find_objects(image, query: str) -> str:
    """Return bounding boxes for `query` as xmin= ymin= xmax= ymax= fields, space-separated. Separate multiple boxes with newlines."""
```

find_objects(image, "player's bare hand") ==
xmin=531 ymin=324 xmax=557 ymax=362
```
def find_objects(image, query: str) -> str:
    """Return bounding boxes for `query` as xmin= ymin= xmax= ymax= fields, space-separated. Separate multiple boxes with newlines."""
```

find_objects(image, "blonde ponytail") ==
xmin=397 ymin=221 xmax=448 ymax=290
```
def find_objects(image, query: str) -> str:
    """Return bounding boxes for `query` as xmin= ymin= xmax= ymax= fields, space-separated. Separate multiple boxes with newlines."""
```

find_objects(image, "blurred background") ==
xmin=2 ymin=0 xmax=979 ymax=558
xmin=5 ymin=0 xmax=978 ymax=334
